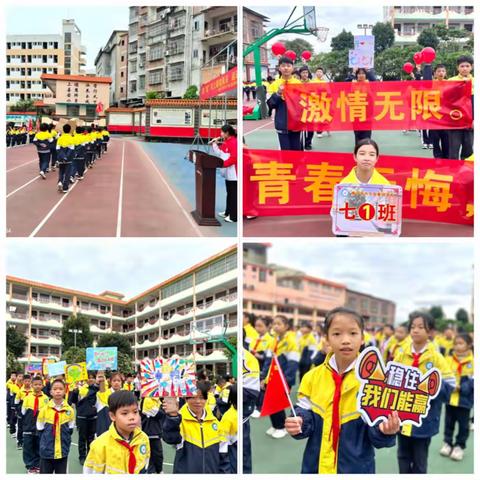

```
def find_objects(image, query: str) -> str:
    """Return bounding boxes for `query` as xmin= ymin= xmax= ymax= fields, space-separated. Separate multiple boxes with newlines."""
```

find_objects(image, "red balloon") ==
xmin=284 ymin=50 xmax=297 ymax=61
xmin=413 ymin=52 xmax=423 ymax=65
xmin=271 ymin=42 xmax=286 ymax=56
xmin=301 ymin=50 xmax=312 ymax=61
xmin=421 ymin=47 xmax=436 ymax=64
xmin=403 ymin=62 xmax=414 ymax=74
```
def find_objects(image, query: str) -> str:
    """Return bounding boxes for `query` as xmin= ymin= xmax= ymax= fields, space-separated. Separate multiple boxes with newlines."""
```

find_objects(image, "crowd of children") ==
xmin=243 ymin=308 xmax=473 ymax=473
xmin=6 ymin=368 xmax=237 ymax=474
xmin=7 ymin=120 xmax=111 ymax=194
xmin=255 ymin=53 xmax=473 ymax=160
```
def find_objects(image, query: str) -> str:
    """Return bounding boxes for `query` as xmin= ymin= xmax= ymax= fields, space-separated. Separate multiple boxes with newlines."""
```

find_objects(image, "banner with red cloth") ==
xmin=200 ymin=67 xmax=237 ymax=100
xmin=283 ymin=80 xmax=472 ymax=131
xmin=260 ymin=355 xmax=293 ymax=417
xmin=243 ymin=148 xmax=473 ymax=225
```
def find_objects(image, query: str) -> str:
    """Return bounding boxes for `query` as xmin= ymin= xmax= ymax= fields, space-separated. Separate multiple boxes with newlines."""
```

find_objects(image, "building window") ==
xmin=121 ymin=71 xmax=124 ymax=77
xmin=66 ymin=104 xmax=80 ymax=116
xmin=64 ymin=32 xmax=72 ymax=43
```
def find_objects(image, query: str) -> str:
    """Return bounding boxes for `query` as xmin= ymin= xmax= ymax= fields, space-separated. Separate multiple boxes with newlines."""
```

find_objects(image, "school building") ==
xmin=383 ymin=6 xmax=474 ymax=45
xmin=6 ymin=19 xmax=86 ymax=106
xmin=6 ymin=246 xmax=238 ymax=376
xmin=243 ymin=243 xmax=395 ymax=328
xmin=243 ymin=8 xmax=270 ymax=82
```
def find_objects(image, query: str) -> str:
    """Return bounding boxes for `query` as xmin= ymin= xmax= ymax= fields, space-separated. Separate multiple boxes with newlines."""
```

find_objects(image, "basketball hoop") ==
xmin=314 ymin=26 xmax=329 ymax=43
xmin=189 ymin=314 xmax=228 ymax=345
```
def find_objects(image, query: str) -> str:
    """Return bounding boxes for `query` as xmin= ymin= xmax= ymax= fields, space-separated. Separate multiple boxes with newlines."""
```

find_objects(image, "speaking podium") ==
xmin=188 ymin=149 xmax=224 ymax=226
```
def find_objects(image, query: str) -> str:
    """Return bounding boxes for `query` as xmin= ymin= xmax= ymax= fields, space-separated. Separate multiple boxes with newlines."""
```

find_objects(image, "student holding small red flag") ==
xmin=285 ymin=307 xmax=399 ymax=473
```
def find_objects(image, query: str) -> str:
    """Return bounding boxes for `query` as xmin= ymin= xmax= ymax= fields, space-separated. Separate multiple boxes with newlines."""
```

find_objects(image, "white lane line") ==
xmin=7 ymin=159 xmax=37 ymax=172
xmin=116 ymin=141 xmax=126 ymax=237
xmin=29 ymin=181 xmax=80 ymax=237
xmin=131 ymin=140 xmax=203 ymax=237
xmin=6 ymin=175 xmax=41 ymax=198
xmin=244 ymin=120 xmax=274 ymax=136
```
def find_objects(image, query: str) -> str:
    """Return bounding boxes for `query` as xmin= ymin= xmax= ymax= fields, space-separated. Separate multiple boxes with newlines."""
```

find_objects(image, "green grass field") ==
xmin=6 ymin=428 xmax=176 ymax=474
xmin=248 ymin=393 xmax=474 ymax=474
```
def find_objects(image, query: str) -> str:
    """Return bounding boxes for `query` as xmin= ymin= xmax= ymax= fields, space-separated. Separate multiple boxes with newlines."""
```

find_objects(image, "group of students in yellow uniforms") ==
xmin=31 ymin=122 xmax=110 ymax=193
xmin=6 ymin=123 xmax=36 ymax=147
xmin=6 ymin=369 xmax=238 ymax=474
xmin=243 ymin=308 xmax=473 ymax=473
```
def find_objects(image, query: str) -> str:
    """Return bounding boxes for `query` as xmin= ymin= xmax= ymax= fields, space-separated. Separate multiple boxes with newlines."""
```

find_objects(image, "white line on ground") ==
xmin=6 ymin=175 xmax=41 ymax=198
xmin=131 ymin=140 xmax=203 ymax=237
xmin=6 ymin=159 xmax=37 ymax=172
xmin=244 ymin=120 xmax=274 ymax=136
xmin=29 ymin=180 xmax=80 ymax=237
xmin=116 ymin=141 xmax=126 ymax=237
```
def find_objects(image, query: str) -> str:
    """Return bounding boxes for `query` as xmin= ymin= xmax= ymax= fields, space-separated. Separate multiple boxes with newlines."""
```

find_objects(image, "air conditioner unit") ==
xmin=165 ymin=50 xmax=169 ymax=56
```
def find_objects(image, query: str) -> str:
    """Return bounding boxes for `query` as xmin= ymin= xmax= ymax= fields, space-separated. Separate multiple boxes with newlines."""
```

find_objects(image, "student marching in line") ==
xmin=47 ymin=123 xmax=59 ymax=172
xmin=140 ymin=396 xmax=164 ymax=473
xmin=33 ymin=123 xmax=53 ymax=179
xmin=162 ymin=381 xmax=224 ymax=473
xmin=101 ymin=127 xmax=110 ymax=153
xmin=261 ymin=315 xmax=299 ymax=439
xmin=7 ymin=372 xmax=19 ymax=437
xmin=21 ymin=376 xmax=49 ymax=473
xmin=56 ymin=124 xmax=76 ymax=193
xmin=15 ymin=373 xmax=33 ymax=449
xmin=285 ymin=307 xmax=399 ymax=473
xmin=268 ymin=56 xmax=302 ymax=151
xmin=37 ymin=378 xmax=75 ymax=473
xmin=218 ymin=384 xmax=238 ymax=473
xmin=448 ymin=55 xmax=474 ymax=160
xmin=96 ymin=371 xmax=123 ymax=436
xmin=385 ymin=322 xmax=411 ymax=363
xmin=123 ymin=373 xmax=135 ymax=392
xmin=297 ymin=321 xmax=317 ymax=381
xmin=69 ymin=373 xmax=98 ymax=466
xmin=394 ymin=311 xmax=455 ymax=473
xmin=84 ymin=390 xmax=150 ymax=474
xmin=243 ymin=312 xmax=259 ymax=351
xmin=440 ymin=332 xmax=474 ymax=461
xmin=214 ymin=375 xmax=231 ymax=417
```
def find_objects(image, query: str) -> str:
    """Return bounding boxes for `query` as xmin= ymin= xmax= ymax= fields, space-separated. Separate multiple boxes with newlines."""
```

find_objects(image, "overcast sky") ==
xmin=265 ymin=240 xmax=473 ymax=323
xmin=7 ymin=239 xmax=235 ymax=299
xmin=6 ymin=5 xmax=128 ymax=70
xmin=252 ymin=5 xmax=385 ymax=53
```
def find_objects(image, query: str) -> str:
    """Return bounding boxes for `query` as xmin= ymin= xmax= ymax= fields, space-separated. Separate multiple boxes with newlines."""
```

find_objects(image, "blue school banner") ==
xmin=86 ymin=347 xmax=118 ymax=370
xmin=47 ymin=361 xmax=66 ymax=377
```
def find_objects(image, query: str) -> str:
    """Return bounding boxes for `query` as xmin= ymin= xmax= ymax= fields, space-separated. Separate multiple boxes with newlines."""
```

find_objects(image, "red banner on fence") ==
xmin=283 ymin=80 xmax=472 ymax=131
xmin=243 ymin=148 xmax=473 ymax=225
xmin=200 ymin=67 xmax=237 ymax=100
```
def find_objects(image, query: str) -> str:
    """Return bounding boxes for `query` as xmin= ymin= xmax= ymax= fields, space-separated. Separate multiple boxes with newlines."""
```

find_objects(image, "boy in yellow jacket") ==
xmin=84 ymin=390 xmax=150 ymax=474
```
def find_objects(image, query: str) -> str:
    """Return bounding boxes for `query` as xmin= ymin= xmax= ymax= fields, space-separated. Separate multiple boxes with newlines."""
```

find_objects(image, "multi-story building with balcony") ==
xmin=243 ymin=8 xmax=269 ymax=82
xmin=7 ymin=246 xmax=237 ymax=376
xmin=383 ymin=6 xmax=474 ymax=45
xmin=243 ymin=243 xmax=396 ymax=328
xmin=95 ymin=30 xmax=128 ymax=107
xmin=6 ymin=19 xmax=86 ymax=106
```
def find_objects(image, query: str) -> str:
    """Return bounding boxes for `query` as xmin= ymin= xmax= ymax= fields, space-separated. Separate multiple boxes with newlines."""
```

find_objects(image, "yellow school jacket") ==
xmin=219 ymin=405 xmax=238 ymax=450
xmin=340 ymin=168 xmax=391 ymax=186
xmin=84 ymin=423 xmax=150 ymax=474
xmin=446 ymin=352 xmax=474 ymax=408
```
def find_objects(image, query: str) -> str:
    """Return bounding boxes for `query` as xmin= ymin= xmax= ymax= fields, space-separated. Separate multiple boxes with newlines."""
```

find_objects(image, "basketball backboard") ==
xmin=303 ymin=6 xmax=317 ymax=31
xmin=189 ymin=314 xmax=228 ymax=344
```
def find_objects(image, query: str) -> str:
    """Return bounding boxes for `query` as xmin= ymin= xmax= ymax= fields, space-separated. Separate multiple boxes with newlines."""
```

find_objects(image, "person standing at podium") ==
xmin=210 ymin=124 xmax=238 ymax=223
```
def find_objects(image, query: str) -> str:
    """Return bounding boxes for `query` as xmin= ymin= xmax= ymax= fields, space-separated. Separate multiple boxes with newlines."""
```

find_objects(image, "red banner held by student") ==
xmin=200 ymin=67 xmax=237 ymax=100
xmin=260 ymin=355 xmax=293 ymax=417
xmin=244 ymin=148 xmax=473 ymax=226
xmin=283 ymin=80 xmax=472 ymax=131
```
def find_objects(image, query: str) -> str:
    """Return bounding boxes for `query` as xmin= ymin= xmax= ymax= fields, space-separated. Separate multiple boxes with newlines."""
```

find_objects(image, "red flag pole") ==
xmin=272 ymin=354 xmax=297 ymax=417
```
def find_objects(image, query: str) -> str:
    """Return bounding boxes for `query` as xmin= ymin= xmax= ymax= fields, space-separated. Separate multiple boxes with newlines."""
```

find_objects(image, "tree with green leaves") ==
xmin=371 ymin=22 xmax=395 ymax=54
xmin=117 ymin=352 xmax=135 ymax=374
xmin=455 ymin=308 xmax=470 ymax=325
xmin=284 ymin=38 xmax=315 ymax=59
xmin=7 ymin=326 xmax=28 ymax=358
xmin=429 ymin=306 xmax=445 ymax=321
xmin=97 ymin=333 xmax=133 ymax=356
xmin=9 ymin=99 xmax=35 ymax=112
xmin=61 ymin=315 xmax=93 ymax=350
xmin=330 ymin=29 xmax=354 ymax=52
xmin=61 ymin=346 xmax=86 ymax=364
xmin=310 ymin=50 xmax=350 ymax=82
xmin=375 ymin=44 xmax=418 ymax=80
xmin=145 ymin=91 xmax=162 ymax=100
xmin=417 ymin=28 xmax=439 ymax=49
xmin=183 ymin=85 xmax=199 ymax=99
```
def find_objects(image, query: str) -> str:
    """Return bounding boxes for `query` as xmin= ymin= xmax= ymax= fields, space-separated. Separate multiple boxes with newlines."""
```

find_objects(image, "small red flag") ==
xmin=260 ymin=355 xmax=292 ymax=416
xmin=96 ymin=101 xmax=104 ymax=113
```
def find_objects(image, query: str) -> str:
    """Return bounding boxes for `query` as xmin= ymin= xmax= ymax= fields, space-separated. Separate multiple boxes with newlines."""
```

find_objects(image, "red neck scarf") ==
xmin=252 ymin=337 xmax=261 ymax=354
xmin=33 ymin=394 xmax=43 ymax=416
xmin=330 ymin=369 xmax=344 ymax=466
xmin=52 ymin=404 xmax=66 ymax=439
xmin=412 ymin=352 xmax=422 ymax=368
xmin=452 ymin=355 xmax=468 ymax=375
xmin=116 ymin=439 xmax=136 ymax=474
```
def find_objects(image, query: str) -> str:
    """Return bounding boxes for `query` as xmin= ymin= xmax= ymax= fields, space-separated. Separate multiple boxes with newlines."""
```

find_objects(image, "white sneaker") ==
xmin=218 ymin=211 xmax=227 ymax=218
xmin=450 ymin=445 xmax=464 ymax=461
xmin=224 ymin=216 xmax=236 ymax=223
xmin=39 ymin=171 xmax=46 ymax=179
xmin=271 ymin=428 xmax=288 ymax=439
xmin=266 ymin=427 xmax=275 ymax=436
xmin=251 ymin=409 xmax=261 ymax=418
xmin=57 ymin=181 xmax=62 ymax=191
xmin=422 ymin=143 xmax=428 ymax=149
xmin=316 ymin=133 xmax=323 ymax=138
xmin=439 ymin=442 xmax=452 ymax=457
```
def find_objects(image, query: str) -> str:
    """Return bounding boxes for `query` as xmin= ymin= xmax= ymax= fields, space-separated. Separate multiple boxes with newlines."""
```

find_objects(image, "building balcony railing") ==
xmin=202 ymin=24 xmax=237 ymax=40
xmin=11 ymin=293 xmax=29 ymax=301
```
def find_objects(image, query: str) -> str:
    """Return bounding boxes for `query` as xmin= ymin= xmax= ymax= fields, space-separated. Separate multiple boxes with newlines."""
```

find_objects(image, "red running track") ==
xmin=6 ymin=138 xmax=211 ymax=237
